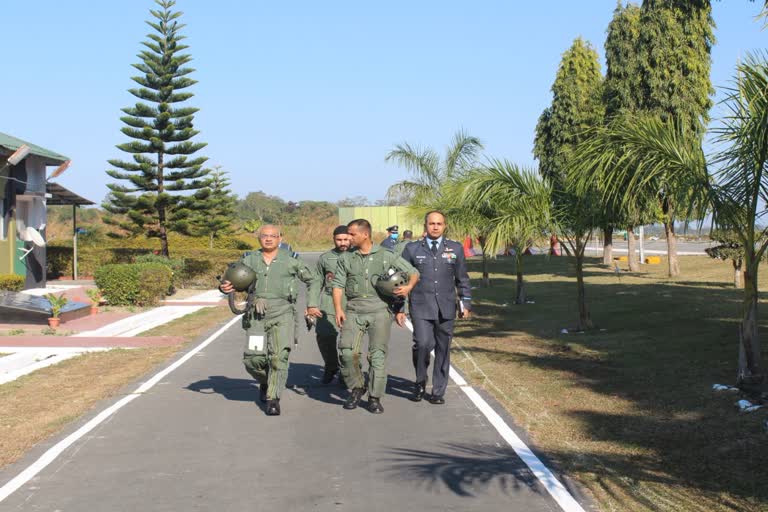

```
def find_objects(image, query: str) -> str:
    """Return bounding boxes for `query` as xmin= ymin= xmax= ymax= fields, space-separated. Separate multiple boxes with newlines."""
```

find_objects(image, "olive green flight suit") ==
xmin=315 ymin=249 xmax=346 ymax=373
xmin=332 ymin=244 xmax=418 ymax=398
xmin=240 ymin=248 xmax=320 ymax=400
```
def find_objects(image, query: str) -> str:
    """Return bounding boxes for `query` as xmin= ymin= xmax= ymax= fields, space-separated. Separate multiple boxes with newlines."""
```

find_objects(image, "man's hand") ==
xmin=393 ymin=284 xmax=412 ymax=298
xmin=395 ymin=312 xmax=406 ymax=327
xmin=335 ymin=310 xmax=346 ymax=328
xmin=220 ymin=280 xmax=234 ymax=294
xmin=306 ymin=307 xmax=322 ymax=318
xmin=460 ymin=309 xmax=472 ymax=320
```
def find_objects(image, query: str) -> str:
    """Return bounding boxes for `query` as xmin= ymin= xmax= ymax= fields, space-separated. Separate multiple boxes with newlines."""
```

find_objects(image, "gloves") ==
xmin=253 ymin=298 xmax=267 ymax=319
xmin=305 ymin=314 xmax=316 ymax=332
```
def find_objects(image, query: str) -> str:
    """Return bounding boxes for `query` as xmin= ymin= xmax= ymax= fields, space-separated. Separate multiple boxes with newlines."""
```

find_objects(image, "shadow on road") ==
xmin=382 ymin=442 xmax=545 ymax=498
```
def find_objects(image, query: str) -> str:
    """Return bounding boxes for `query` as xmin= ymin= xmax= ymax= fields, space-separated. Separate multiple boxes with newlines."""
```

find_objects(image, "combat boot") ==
xmin=321 ymin=367 xmax=339 ymax=384
xmin=413 ymin=381 xmax=426 ymax=402
xmin=259 ymin=383 xmax=268 ymax=403
xmin=367 ymin=396 xmax=384 ymax=414
xmin=344 ymin=387 xmax=364 ymax=410
xmin=266 ymin=399 xmax=281 ymax=416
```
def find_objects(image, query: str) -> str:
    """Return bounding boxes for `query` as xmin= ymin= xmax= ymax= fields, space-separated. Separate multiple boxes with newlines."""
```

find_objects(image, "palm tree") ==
xmin=570 ymin=54 xmax=768 ymax=388
xmin=461 ymin=160 xmax=552 ymax=303
xmin=385 ymin=130 xmax=483 ymax=212
xmin=569 ymin=113 xmax=708 ymax=278
xmin=709 ymin=53 xmax=768 ymax=388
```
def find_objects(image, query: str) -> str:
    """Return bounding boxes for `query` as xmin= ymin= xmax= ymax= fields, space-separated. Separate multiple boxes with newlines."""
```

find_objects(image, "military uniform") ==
xmin=239 ymin=248 xmax=320 ymax=400
xmin=332 ymin=244 xmax=417 ymax=398
xmin=401 ymin=237 xmax=471 ymax=399
xmin=314 ymin=248 xmax=346 ymax=375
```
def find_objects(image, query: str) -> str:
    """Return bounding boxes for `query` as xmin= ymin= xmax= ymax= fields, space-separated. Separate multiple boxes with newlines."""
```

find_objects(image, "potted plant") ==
xmin=44 ymin=293 xmax=68 ymax=328
xmin=86 ymin=288 xmax=102 ymax=315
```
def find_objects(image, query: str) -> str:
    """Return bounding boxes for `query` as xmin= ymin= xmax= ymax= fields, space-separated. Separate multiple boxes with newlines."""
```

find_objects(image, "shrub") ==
xmin=94 ymin=263 xmax=172 ymax=306
xmin=0 ymin=274 xmax=25 ymax=292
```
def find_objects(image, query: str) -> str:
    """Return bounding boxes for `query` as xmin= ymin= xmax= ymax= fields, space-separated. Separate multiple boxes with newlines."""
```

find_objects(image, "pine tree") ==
xmin=103 ymin=0 xmax=209 ymax=257
xmin=534 ymin=38 xmax=605 ymax=330
xmin=191 ymin=167 xmax=237 ymax=249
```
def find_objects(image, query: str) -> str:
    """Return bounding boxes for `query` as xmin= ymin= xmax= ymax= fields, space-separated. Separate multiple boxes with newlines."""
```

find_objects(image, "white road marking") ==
xmin=404 ymin=318 xmax=585 ymax=512
xmin=0 ymin=314 xmax=243 ymax=503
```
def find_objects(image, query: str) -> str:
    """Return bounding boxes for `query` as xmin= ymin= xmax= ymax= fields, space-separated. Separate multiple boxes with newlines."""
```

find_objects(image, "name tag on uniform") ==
xmin=248 ymin=335 xmax=265 ymax=351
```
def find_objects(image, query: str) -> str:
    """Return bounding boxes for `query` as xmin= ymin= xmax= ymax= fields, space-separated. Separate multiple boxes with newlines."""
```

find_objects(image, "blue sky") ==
xmin=3 ymin=1 xmax=765 ymax=205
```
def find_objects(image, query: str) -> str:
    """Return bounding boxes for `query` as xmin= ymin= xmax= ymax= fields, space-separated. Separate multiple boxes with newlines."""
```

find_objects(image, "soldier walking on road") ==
xmin=220 ymin=225 xmax=321 ymax=416
xmin=314 ymin=225 xmax=351 ymax=384
xmin=400 ymin=211 xmax=472 ymax=404
xmin=332 ymin=219 xmax=419 ymax=414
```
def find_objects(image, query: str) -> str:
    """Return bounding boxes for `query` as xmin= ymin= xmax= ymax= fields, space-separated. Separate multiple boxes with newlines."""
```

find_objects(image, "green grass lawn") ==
xmin=454 ymin=254 xmax=768 ymax=512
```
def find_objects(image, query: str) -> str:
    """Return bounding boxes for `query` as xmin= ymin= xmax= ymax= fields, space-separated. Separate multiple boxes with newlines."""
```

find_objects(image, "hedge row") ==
xmin=0 ymin=274 xmax=25 ymax=291
xmin=48 ymin=247 xmax=245 ymax=289
xmin=94 ymin=263 xmax=173 ymax=306
xmin=48 ymin=233 xmax=254 ymax=251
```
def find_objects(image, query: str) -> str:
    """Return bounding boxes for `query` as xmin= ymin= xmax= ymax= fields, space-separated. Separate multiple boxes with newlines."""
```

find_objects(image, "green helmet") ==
xmin=374 ymin=270 xmax=409 ymax=298
xmin=222 ymin=262 xmax=257 ymax=292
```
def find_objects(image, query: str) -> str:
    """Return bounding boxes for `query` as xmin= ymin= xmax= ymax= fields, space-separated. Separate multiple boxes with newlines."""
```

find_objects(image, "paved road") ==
xmin=0 ymin=255 xmax=577 ymax=511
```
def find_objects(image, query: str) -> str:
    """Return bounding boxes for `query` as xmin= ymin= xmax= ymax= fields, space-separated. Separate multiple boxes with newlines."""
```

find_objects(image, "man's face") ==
xmin=347 ymin=224 xmax=368 ymax=248
xmin=425 ymin=213 xmax=446 ymax=239
xmin=333 ymin=233 xmax=351 ymax=251
xmin=258 ymin=227 xmax=281 ymax=250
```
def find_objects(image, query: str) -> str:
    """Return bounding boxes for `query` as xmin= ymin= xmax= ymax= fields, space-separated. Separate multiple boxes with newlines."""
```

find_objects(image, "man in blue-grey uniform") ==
xmin=400 ymin=211 xmax=472 ymax=404
xmin=380 ymin=225 xmax=399 ymax=250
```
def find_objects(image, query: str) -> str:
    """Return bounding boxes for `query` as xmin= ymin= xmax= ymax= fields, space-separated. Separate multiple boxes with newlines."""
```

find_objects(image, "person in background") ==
xmin=380 ymin=225 xmax=399 ymax=250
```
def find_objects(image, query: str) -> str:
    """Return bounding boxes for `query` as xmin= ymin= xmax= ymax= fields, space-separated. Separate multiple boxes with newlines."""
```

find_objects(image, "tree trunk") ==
xmin=737 ymin=259 xmax=764 ymax=388
xmin=480 ymin=237 xmax=490 ymax=287
xmin=627 ymin=225 xmax=639 ymax=271
xmin=664 ymin=221 xmax=679 ymax=277
xmin=575 ymin=237 xmax=593 ymax=331
xmin=157 ymin=151 xmax=170 ymax=257
xmin=602 ymin=226 xmax=613 ymax=265
xmin=514 ymin=253 xmax=525 ymax=304
xmin=733 ymin=259 xmax=743 ymax=289
xmin=481 ymin=253 xmax=490 ymax=287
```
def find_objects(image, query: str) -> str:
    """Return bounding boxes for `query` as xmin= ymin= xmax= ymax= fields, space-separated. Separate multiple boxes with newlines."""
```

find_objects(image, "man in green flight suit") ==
xmin=314 ymin=225 xmax=351 ymax=384
xmin=220 ymin=224 xmax=321 ymax=416
xmin=332 ymin=219 xmax=419 ymax=414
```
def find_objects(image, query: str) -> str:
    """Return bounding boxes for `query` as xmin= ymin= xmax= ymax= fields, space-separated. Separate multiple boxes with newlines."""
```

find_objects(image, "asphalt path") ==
xmin=0 ymin=254 xmax=584 ymax=511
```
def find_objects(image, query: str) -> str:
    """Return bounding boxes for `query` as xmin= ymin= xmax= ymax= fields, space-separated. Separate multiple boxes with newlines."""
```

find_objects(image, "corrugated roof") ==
xmin=0 ymin=132 xmax=69 ymax=166
xmin=46 ymin=182 xmax=95 ymax=206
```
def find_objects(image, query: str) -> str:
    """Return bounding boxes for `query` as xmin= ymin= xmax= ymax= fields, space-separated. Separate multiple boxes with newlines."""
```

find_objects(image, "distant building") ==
xmin=338 ymin=206 xmax=421 ymax=236
xmin=0 ymin=132 xmax=92 ymax=289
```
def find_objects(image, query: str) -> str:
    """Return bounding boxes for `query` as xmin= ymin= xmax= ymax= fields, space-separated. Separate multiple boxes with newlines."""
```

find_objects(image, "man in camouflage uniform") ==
xmin=314 ymin=225 xmax=351 ymax=384
xmin=332 ymin=219 xmax=419 ymax=414
xmin=221 ymin=224 xmax=321 ymax=416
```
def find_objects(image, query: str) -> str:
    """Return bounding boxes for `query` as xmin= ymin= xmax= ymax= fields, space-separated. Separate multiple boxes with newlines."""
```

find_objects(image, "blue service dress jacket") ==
xmin=401 ymin=238 xmax=472 ymax=320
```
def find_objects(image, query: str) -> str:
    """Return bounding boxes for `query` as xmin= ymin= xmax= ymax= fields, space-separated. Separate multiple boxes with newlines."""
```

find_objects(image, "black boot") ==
xmin=344 ymin=387 xmax=364 ymax=410
xmin=321 ymin=367 xmax=339 ymax=384
xmin=259 ymin=383 xmax=268 ymax=403
xmin=266 ymin=399 xmax=281 ymax=416
xmin=413 ymin=381 xmax=426 ymax=402
xmin=428 ymin=394 xmax=445 ymax=405
xmin=368 ymin=396 xmax=384 ymax=414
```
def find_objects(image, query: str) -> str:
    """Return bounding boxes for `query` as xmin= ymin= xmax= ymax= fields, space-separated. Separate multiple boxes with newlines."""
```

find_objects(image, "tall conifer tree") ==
xmin=637 ymin=0 xmax=714 ymax=276
xmin=104 ymin=0 xmax=209 ymax=257
xmin=191 ymin=167 xmax=237 ymax=248
xmin=604 ymin=2 xmax=651 ymax=270
xmin=534 ymin=38 xmax=605 ymax=330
